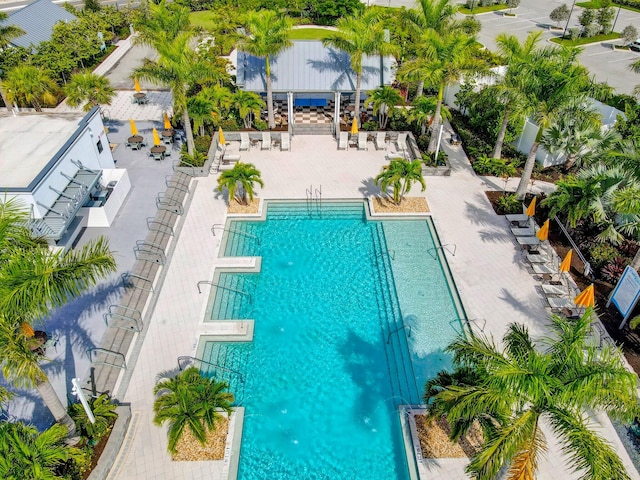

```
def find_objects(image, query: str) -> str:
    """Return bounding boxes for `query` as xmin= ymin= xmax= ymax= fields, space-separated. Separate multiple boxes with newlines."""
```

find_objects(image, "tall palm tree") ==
xmin=407 ymin=96 xmax=450 ymax=135
xmin=135 ymin=0 xmax=193 ymax=46
xmin=134 ymin=32 xmax=210 ymax=156
xmin=374 ymin=158 xmax=426 ymax=205
xmin=323 ymin=10 xmax=398 ymax=127
xmin=0 ymin=12 xmax=25 ymax=109
xmin=0 ymin=422 xmax=83 ymax=478
xmin=63 ymin=72 xmax=115 ymax=112
xmin=217 ymin=162 xmax=264 ymax=206
xmin=2 ymin=65 xmax=58 ymax=112
xmin=428 ymin=310 xmax=638 ymax=480
xmin=365 ymin=86 xmax=404 ymax=129
xmin=399 ymin=30 xmax=486 ymax=152
xmin=200 ymin=85 xmax=234 ymax=125
xmin=0 ymin=198 xmax=116 ymax=440
xmin=491 ymin=31 xmax=544 ymax=159
xmin=187 ymin=95 xmax=215 ymax=136
xmin=233 ymin=91 xmax=264 ymax=129
xmin=238 ymin=10 xmax=292 ymax=130
xmin=153 ymin=367 xmax=234 ymax=454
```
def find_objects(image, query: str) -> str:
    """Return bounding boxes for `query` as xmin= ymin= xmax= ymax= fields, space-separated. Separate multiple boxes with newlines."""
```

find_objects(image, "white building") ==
xmin=0 ymin=107 xmax=130 ymax=248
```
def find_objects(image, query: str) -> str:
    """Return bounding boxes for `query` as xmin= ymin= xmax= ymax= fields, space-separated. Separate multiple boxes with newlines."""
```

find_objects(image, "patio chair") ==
xmin=281 ymin=133 xmax=290 ymax=151
xmin=240 ymin=132 xmax=250 ymax=151
xmin=386 ymin=152 xmax=406 ymax=161
xmin=358 ymin=132 xmax=368 ymax=150
xmin=516 ymin=235 xmax=540 ymax=250
xmin=261 ymin=132 xmax=271 ymax=150
xmin=338 ymin=132 xmax=348 ymax=150
xmin=525 ymin=252 xmax=550 ymax=264
xmin=396 ymin=132 xmax=407 ymax=152
xmin=505 ymin=213 xmax=529 ymax=227
xmin=375 ymin=132 xmax=387 ymax=150
xmin=510 ymin=218 xmax=535 ymax=236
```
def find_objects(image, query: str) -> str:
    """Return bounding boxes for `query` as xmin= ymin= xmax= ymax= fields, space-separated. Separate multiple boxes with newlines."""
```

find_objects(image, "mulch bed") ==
xmin=372 ymin=197 xmax=430 ymax=214
xmin=227 ymin=198 xmax=260 ymax=214
xmin=415 ymin=415 xmax=483 ymax=458
xmin=171 ymin=417 xmax=229 ymax=461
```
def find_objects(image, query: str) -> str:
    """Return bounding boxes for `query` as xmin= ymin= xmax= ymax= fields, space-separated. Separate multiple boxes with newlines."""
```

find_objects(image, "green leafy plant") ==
xmin=69 ymin=394 xmax=118 ymax=442
xmin=194 ymin=134 xmax=211 ymax=154
xmin=496 ymin=193 xmax=522 ymax=214
xmin=601 ymin=257 xmax=629 ymax=283
xmin=472 ymin=155 xmax=517 ymax=177
xmin=589 ymin=243 xmax=619 ymax=269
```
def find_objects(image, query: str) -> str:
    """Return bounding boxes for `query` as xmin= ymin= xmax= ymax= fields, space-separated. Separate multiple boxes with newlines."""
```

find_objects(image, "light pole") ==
xmin=563 ymin=0 xmax=578 ymax=39
xmin=612 ymin=6 xmax=623 ymax=33
xmin=434 ymin=124 xmax=444 ymax=163
xmin=71 ymin=378 xmax=95 ymax=424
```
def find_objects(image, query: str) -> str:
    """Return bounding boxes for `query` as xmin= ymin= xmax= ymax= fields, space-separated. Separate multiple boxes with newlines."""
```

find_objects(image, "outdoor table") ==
xmin=251 ymin=139 xmax=260 ymax=149
xmin=133 ymin=92 xmax=148 ymax=104
xmin=150 ymin=145 xmax=167 ymax=160
xmin=128 ymin=135 xmax=144 ymax=150
xmin=161 ymin=129 xmax=174 ymax=141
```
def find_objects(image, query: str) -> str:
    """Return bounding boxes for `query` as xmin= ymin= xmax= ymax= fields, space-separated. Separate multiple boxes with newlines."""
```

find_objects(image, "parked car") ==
xmin=630 ymin=40 xmax=640 ymax=52
xmin=450 ymin=133 xmax=462 ymax=145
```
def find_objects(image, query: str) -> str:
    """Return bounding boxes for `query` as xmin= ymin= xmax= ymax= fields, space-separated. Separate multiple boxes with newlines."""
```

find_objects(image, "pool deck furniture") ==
xmin=240 ymin=132 xmax=250 ymax=151
xmin=511 ymin=224 xmax=535 ymax=236
xmin=132 ymin=92 xmax=148 ymax=105
xmin=505 ymin=213 xmax=529 ymax=227
xmin=358 ymin=132 xmax=368 ymax=151
xmin=222 ymin=152 xmax=241 ymax=164
xmin=396 ymin=132 xmax=407 ymax=151
xmin=375 ymin=132 xmax=387 ymax=150
xmin=161 ymin=129 xmax=174 ymax=145
xmin=261 ymin=132 xmax=271 ymax=150
xmin=516 ymin=235 xmax=540 ymax=250
xmin=126 ymin=135 xmax=144 ymax=150
xmin=542 ymin=283 xmax=568 ymax=297
xmin=150 ymin=145 xmax=167 ymax=161
xmin=338 ymin=132 xmax=348 ymax=150
xmin=281 ymin=133 xmax=290 ymax=151
xmin=525 ymin=253 xmax=550 ymax=264
xmin=386 ymin=151 xmax=407 ymax=161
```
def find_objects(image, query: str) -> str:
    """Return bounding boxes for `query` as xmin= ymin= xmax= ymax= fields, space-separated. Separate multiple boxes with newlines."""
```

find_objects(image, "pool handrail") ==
xmin=197 ymin=280 xmax=253 ymax=303
xmin=177 ymin=355 xmax=245 ymax=384
xmin=211 ymin=224 xmax=261 ymax=245
xmin=387 ymin=324 xmax=411 ymax=344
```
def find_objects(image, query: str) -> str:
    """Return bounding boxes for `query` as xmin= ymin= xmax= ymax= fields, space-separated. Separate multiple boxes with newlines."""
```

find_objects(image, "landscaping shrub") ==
xmin=496 ymin=193 xmax=522 ymax=214
xmin=194 ymin=135 xmax=211 ymax=154
xmin=254 ymin=119 xmax=268 ymax=131
xmin=219 ymin=118 xmax=240 ymax=131
xmin=601 ymin=257 xmax=629 ymax=284
xmin=388 ymin=110 xmax=412 ymax=133
xmin=361 ymin=120 xmax=378 ymax=131
xmin=472 ymin=155 xmax=518 ymax=177
xmin=422 ymin=150 xmax=447 ymax=167
xmin=588 ymin=243 xmax=619 ymax=270
xmin=416 ymin=133 xmax=430 ymax=152
xmin=450 ymin=113 xmax=493 ymax=161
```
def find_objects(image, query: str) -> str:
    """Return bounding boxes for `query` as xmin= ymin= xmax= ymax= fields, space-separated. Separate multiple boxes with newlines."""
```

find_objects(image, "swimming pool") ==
xmin=199 ymin=201 xmax=464 ymax=479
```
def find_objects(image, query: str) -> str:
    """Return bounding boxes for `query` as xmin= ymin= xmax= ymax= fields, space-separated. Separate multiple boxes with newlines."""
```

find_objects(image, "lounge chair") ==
xmin=375 ymin=132 xmax=387 ymax=150
xmin=240 ymin=132 xmax=250 ymax=151
xmin=338 ymin=132 xmax=348 ymax=150
xmin=511 ymin=219 xmax=535 ymax=236
xmin=505 ymin=213 xmax=530 ymax=227
xmin=280 ymin=133 xmax=290 ymax=151
xmin=516 ymin=236 xmax=540 ymax=250
xmin=396 ymin=132 xmax=407 ymax=152
xmin=261 ymin=132 xmax=271 ymax=150
xmin=542 ymin=283 xmax=568 ymax=297
xmin=358 ymin=132 xmax=368 ymax=150
xmin=525 ymin=252 xmax=550 ymax=264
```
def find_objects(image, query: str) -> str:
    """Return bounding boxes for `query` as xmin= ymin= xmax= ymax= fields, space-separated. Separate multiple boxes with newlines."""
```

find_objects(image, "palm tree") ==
xmin=0 ymin=198 xmax=116 ymax=440
xmin=69 ymin=394 xmax=117 ymax=442
xmin=135 ymin=0 xmax=193 ymax=46
xmin=187 ymin=95 xmax=215 ymax=136
xmin=200 ymin=85 xmax=234 ymax=126
xmin=491 ymin=31 xmax=544 ymax=159
xmin=399 ymin=30 xmax=486 ymax=152
xmin=2 ymin=65 xmax=58 ymax=112
xmin=365 ymin=86 xmax=404 ymax=129
xmin=233 ymin=91 xmax=264 ymax=129
xmin=217 ymin=163 xmax=264 ymax=206
xmin=238 ymin=10 xmax=292 ymax=130
xmin=374 ymin=158 xmax=426 ymax=205
xmin=428 ymin=310 xmax=638 ymax=480
xmin=0 ymin=422 xmax=83 ymax=478
xmin=153 ymin=367 xmax=234 ymax=454
xmin=63 ymin=72 xmax=115 ymax=112
xmin=323 ymin=10 xmax=398 ymax=127
xmin=0 ymin=12 xmax=25 ymax=109
xmin=407 ymin=96 xmax=450 ymax=135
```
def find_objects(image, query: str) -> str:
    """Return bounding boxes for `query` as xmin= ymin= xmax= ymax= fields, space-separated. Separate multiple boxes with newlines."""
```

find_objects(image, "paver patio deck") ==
xmin=112 ymin=131 xmax=639 ymax=479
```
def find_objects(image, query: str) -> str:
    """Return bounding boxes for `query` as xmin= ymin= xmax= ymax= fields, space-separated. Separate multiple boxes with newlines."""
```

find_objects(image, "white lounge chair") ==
xmin=511 ymin=219 xmax=535 ymax=236
xmin=338 ymin=132 xmax=348 ymax=150
xmin=375 ymin=132 xmax=387 ymax=150
xmin=240 ymin=132 xmax=250 ymax=151
xmin=505 ymin=213 xmax=529 ymax=226
xmin=396 ymin=132 xmax=407 ymax=152
xmin=358 ymin=132 xmax=368 ymax=150
xmin=280 ymin=133 xmax=290 ymax=151
xmin=261 ymin=132 xmax=271 ymax=150
xmin=386 ymin=151 xmax=406 ymax=161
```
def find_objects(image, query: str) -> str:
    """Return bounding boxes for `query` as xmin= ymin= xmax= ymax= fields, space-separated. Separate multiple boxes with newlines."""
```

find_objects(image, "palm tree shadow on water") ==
xmin=338 ymin=329 xmax=408 ymax=477
xmin=16 ymin=279 xmax=125 ymax=429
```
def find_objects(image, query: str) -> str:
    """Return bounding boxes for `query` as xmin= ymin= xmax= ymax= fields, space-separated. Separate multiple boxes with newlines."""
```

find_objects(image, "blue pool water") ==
xmin=201 ymin=201 xmax=462 ymax=480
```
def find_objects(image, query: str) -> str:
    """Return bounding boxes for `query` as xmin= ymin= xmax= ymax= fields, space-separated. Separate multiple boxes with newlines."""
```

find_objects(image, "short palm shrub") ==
xmin=69 ymin=394 xmax=118 ymax=443
xmin=495 ymin=193 xmax=522 ymax=214
xmin=375 ymin=158 xmax=426 ymax=204
xmin=472 ymin=155 xmax=518 ymax=177
xmin=194 ymin=135 xmax=212 ymax=154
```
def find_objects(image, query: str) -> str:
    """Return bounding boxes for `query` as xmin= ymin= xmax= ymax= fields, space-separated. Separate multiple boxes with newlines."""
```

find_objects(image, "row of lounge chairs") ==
xmin=337 ymin=132 xmax=407 ymax=152
xmin=239 ymin=132 xmax=290 ymax=152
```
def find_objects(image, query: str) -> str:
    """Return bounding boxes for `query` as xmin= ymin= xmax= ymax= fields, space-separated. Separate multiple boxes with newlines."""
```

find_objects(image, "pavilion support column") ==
xmin=287 ymin=91 xmax=294 ymax=135
xmin=334 ymin=91 xmax=341 ymax=137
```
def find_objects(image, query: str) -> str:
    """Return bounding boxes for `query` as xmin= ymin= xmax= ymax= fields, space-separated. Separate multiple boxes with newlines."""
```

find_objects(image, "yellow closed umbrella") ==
xmin=152 ymin=128 xmax=161 ymax=146
xmin=574 ymin=284 xmax=595 ymax=308
xmin=536 ymin=219 xmax=549 ymax=241
xmin=526 ymin=197 xmax=537 ymax=217
xmin=129 ymin=118 xmax=138 ymax=136
xmin=559 ymin=250 xmax=573 ymax=273
xmin=134 ymin=78 xmax=141 ymax=93
xmin=218 ymin=126 xmax=226 ymax=145
xmin=21 ymin=322 xmax=35 ymax=337
xmin=351 ymin=120 xmax=359 ymax=135
xmin=164 ymin=112 xmax=172 ymax=130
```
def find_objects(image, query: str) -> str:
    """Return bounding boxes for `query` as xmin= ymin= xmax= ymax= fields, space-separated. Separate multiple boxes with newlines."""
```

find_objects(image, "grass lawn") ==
xmin=290 ymin=28 xmax=334 ymax=41
xmin=459 ymin=3 xmax=508 ymax=14
xmin=577 ymin=0 xmax=640 ymax=12
xmin=550 ymin=32 xmax=621 ymax=46
xmin=189 ymin=11 xmax=216 ymax=30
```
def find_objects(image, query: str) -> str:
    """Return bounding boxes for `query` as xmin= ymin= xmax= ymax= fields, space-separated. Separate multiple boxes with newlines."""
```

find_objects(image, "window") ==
xmin=96 ymin=139 xmax=104 ymax=153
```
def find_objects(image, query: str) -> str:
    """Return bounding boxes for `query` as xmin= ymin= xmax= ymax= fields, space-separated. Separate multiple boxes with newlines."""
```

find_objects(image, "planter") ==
xmin=423 ymin=165 xmax=451 ymax=176
xmin=503 ymin=12 xmax=517 ymax=16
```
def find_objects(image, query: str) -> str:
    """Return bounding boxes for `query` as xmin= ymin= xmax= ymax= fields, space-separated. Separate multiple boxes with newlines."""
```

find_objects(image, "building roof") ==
xmin=0 ymin=111 xmax=88 ymax=190
xmin=236 ymin=41 xmax=394 ymax=93
xmin=4 ymin=0 xmax=76 ymax=49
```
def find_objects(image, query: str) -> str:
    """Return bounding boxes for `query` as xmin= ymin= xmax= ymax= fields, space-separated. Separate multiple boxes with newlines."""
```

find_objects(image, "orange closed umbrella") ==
xmin=351 ymin=120 xmax=359 ymax=135
xmin=536 ymin=219 xmax=549 ymax=241
xmin=129 ymin=118 xmax=138 ymax=136
xmin=164 ymin=112 xmax=172 ymax=130
xmin=574 ymin=284 xmax=595 ymax=308
xmin=526 ymin=197 xmax=537 ymax=217
xmin=152 ymin=128 xmax=161 ymax=146
xmin=218 ymin=126 xmax=226 ymax=145
xmin=559 ymin=250 xmax=573 ymax=273
xmin=134 ymin=78 xmax=141 ymax=93
xmin=21 ymin=322 xmax=35 ymax=337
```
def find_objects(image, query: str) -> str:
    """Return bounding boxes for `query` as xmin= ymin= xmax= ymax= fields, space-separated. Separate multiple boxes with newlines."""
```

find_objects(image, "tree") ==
xmin=427 ymin=310 xmax=639 ymax=480
xmin=407 ymin=96 xmax=450 ymax=135
xmin=622 ymin=25 xmax=639 ymax=46
xmin=0 ymin=11 xmax=25 ymax=108
xmin=550 ymin=3 xmax=570 ymax=28
xmin=69 ymin=394 xmax=117 ymax=442
xmin=232 ymin=91 xmax=264 ymax=129
xmin=187 ymin=95 xmax=215 ymax=136
xmin=374 ymin=158 xmax=426 ymax=205
xmin=217 ymin=163 xmax=264 ymax=206
xmin=2 ymin=65 xmax=58 ymax=112
xmin=399 ymin=30 xmax=486 ymax=152
xmin=365 ymin=86 xmax=404 ymax=129
xmin=153 ymin=367 xmax=234 ymax=454
xmin=506 ymin=0 xmax=520 ymax=14
xmin=0 ymin=422 xmax=84 ymax=478
xmin=84 ymin=0 xmax=100 ymax=12
xmin=0 ymin=197 xmax=116 ymax=440
xmin=63 ymin=72 xmax=115 ymax=112
xmin=579 ymin=9 xmax=596 ymax=34
xmin=597 ymin=2 xmax=615 ymax=34
xmin=238 ymin=10 xmax=292 ymax=130
xmin=323 ymin=10 xmax=398 ymax=127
